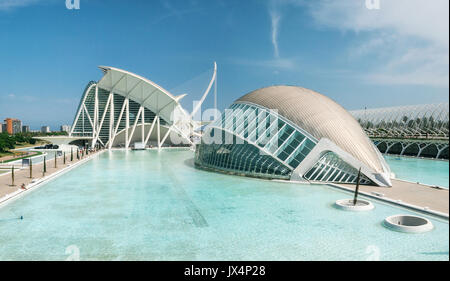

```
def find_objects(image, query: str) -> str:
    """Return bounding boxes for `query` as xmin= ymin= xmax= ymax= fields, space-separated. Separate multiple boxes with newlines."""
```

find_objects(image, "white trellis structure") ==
xmin=351 ymin=103 xmax=449 ymax=139
xmin=70 ymin=65 xmax=217 ymax=149
xmin=351 ymin=103 xmax=449 ymax=159
xmin=372 ymin=138 xmax=448 ymax=159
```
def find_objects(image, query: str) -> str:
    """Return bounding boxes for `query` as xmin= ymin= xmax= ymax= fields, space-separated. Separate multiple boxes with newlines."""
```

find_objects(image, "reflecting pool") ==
xmin=0 ymin=150 xmax=448 ymax=260
xmin=384 ymin=155 xmax=449 ymax=188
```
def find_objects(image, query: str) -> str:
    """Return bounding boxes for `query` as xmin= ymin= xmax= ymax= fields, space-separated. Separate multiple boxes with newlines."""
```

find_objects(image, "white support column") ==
xmin=112 ymin=99 xmax=127 ymax=137
xmin=70 ymin=83 xmax=96 ymax=137
xmin=141 ymin=106 xmax=145 ymax=145
xmin=94 ymin=85 xmax=98 ymax=136
xmin=108 ymin=92 xmax=114 ymax=149
xmin=89 ymin=85 xmax=98 ymax=147
xmin=157 ymin=116 xmax=161 ymax=149
xmin=82 ymin=104 xmax=94 ymax=129
xmin=400 ymin=142 xmax=408 ymax=155
xmin=92 ymin=93 xmax=113 ymax=148
xmin=144 ymin=116 xmax=158 ymax=146
xmin=127 ymin=107 xmax=143 ymax=147
xmin=125 ymin=98 xmax=129 ymax=149
xmin=82 ymin=109 xmax=84 ymax=135
xmin=436 ymin=144 xmax=447 ymax=159
xmin=160 ymin=126 xmax=172 ymax=146
xmin=386 ymin=142 xmax=395 ymax=154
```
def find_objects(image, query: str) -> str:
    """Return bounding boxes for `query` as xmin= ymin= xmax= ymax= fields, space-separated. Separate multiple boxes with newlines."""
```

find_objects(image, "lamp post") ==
xmin=29 ymin=158 xmax=33 ymax=179
xmin=43 ymin=156 xmax=47 ymax=176
xmin=11 ymin=165 xmax=15 ymax=186
xmin=353 ymin=168 xmax=362 ymax=206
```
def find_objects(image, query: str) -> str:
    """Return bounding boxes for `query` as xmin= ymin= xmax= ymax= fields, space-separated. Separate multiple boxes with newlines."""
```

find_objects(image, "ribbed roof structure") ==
xmin=236 ymin=86 xmax=387 ymax=173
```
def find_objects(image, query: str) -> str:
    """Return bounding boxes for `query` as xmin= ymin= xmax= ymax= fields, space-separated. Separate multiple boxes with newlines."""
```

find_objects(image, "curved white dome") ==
xmin=236 ymin=85 xmax=389 ymax=175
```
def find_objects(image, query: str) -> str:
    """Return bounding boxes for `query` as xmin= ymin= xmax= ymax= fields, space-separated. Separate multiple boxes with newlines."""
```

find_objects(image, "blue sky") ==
xmin=0 ymin=0 xmax=448 ymax=130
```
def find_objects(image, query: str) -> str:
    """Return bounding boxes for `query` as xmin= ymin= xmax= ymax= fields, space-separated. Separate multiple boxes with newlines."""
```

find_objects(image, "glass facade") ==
xmin=71 ymin=83 xmax=167 ymax=144
xmin=195 ymin=102 xmax=317 ymax=179
xmin=304 ymin=152 xmax=372 ymax=184
xmin=196 ymin=102 xmax=375 ymax=184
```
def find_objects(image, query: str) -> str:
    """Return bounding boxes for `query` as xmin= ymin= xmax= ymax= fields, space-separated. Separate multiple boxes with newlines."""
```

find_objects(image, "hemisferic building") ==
xmin=195 ymin=86 xmax=392 ymax=187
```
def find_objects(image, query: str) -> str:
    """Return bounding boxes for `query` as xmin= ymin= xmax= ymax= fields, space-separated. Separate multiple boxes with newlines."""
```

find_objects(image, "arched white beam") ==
xmin=70 ymin=82 xmax=97 ymax=136
xmin=190 ymin=62 xmax=217 ymax=119
xmin=97 ymin=65 xmax=188 ymax=126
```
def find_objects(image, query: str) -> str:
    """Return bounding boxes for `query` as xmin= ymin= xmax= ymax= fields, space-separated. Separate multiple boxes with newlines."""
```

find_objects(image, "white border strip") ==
xmin=392 ymin=178 xmax=447 ymax=190
xmin=327 ymin=183 xmax=449 ymax=220
xmin=271 ymin=179 xmax=449 ymax=220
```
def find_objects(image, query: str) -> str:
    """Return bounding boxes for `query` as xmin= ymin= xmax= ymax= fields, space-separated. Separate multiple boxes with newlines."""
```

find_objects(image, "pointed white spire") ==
xmin=190 ymin=62 xmax=217 ymax=119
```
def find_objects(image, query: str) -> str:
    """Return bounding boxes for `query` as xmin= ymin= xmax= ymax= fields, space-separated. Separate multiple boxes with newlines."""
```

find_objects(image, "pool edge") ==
xmin=0 ymin=150 xmax=106 ymax=209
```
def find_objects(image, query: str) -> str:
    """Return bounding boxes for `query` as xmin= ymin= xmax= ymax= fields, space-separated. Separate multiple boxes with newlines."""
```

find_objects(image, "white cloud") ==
xmin=364 ymin=46 xmax=449 ymax=87
xmin=348 ymin=34 xmax=395 ymax=58
xmin=306 ymin=0 xmax=449 ymax=87
xmin=270 ymin=10 xmax=281 ymax=58
xmin=310 ymin=0 xmax=448 ymax=46
xmin=0 ymin=0 xmax=40 ymax=11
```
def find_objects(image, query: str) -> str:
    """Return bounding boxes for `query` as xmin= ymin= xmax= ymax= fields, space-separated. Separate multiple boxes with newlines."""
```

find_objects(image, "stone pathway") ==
xmin=340 ymin=179 xmax=449 ymax=215
xmin=0 ymin=150 xmax=102 ymax=200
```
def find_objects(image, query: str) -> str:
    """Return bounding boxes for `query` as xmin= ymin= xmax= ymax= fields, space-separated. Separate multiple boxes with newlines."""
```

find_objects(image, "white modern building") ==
xmin=70 ymin=66 xmax=195 ymax=149
xmin=195 ymin=86 xmax=392 ymax=187
xmin=39 ymin=64 xmax=217 ymax=149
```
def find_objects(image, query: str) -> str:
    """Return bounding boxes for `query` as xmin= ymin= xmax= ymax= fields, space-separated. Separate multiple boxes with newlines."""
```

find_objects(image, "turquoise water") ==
xmin=384 ymin=155 xmax=449 ymax=188
xmin=0 ymin=150 xmax=448 ymax=261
